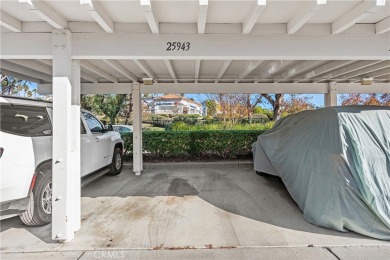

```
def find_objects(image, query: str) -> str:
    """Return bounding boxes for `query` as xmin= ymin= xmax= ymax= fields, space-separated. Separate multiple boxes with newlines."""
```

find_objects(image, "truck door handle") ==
xmin=94 ymin=138 xmax=99 ymax=142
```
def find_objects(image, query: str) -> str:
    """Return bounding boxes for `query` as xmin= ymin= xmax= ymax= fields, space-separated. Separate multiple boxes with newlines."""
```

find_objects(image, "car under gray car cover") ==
xmin=252 ymin=106 xmax=390 ymax=240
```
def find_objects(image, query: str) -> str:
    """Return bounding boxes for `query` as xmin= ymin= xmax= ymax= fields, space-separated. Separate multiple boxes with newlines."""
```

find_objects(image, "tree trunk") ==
xmin=273 ymin=94 xmax=283 ymax=121
xmin=109 ymin=115 xmax=115 ymax=125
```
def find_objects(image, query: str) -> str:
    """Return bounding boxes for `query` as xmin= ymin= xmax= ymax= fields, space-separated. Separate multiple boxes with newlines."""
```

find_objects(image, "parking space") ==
xmin=1 ymin=166 xmax=389 ymax=259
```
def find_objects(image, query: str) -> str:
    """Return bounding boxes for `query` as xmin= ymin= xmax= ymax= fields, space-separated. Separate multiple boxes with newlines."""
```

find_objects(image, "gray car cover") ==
xmin=252 ymin=106 xmax=390 ymax=240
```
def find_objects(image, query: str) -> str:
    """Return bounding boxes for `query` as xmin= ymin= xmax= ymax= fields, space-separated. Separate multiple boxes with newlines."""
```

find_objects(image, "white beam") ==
xmin=80 ymin=72 xmax=98 ymax=83
xmin=275 ymin=60 xmax=324 ymax=81
xmin=287 ymin=1 xmax=325 ymax=34
xmin=215 ymin=60 xmax=232 ymax=83
xmin=297 ymin=60 xmax=354 ymax=82
xmin=18 ymin=0 xmax=67 ymax=29
xmin=40 ymin=82 xmax=389 ymax=95
xmin=164 ymin=59 xmax=178 ymax=83
xmin=133 ymin=59 xmax=157 ymax=82
xmin=0 ymin=11 xmax=22 ymax=32
xmin=259 ymin=60 xmax=295 ymax=80
xmin=103 ymin=60 xmax=137 ymax=82
xmin=145 ymin=82 xmax=389 ymax=94
xmin=337 ymin=61 xmax=390 ymax=81
xmin=1 ymin=32 xmax=389 ymax=60
xmin=51 ymin=29 xmax=78 ymax=242
xmin=80 ymin=0 xmax=114 ymax=33
xmin=132 ymin=83 xmax=143 ymax=175
xmin=38 ymin=83 xmax=132 ymax=95
xmin=235 ymin=60 xmax=264 ymax=83
xmin=140 ymin=0 xmax=159 ymax=34
xmin=318 ymin=60 xmax=383 ymax=82
xmin=376 ymin=16 xmax=390 ymax=34
xmin=332 ymin=0 xmax=382 ymax=34
xmin=0 ymin=69 xmax=43 ymax=83
xmin=333 ymin=82 xmax=390 ymax=94
xmin=37 ymin=59 xmax=97 ymax=83
xmin=198 ymin=0 xmax=208 ymax=34
xmin=1 ymin=60 xmax=52 ymax=82
xmin=242 ymin=0 xmax=266 ymax=34
xmin=7 ymin=59 xmax=52 ymax=75
xmin=80 ymin=60 xmax=118 ymax=83
xmin=141 ymin=82 xmax=330 ymax=94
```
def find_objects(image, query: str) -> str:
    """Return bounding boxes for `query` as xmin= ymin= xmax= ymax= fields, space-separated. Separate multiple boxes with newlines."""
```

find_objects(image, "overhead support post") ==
xmin=132 ymin=82 xmax=143 ymax=175
xmin=52 ymin=29 xmax=80 ymax=242
xmin=324 ymin=82 xmax=337 ymax=107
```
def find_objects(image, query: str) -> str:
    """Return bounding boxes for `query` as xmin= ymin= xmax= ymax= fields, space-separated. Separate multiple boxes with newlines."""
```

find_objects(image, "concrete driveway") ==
xmin=1 ymin=163 xmax=389 ymax=259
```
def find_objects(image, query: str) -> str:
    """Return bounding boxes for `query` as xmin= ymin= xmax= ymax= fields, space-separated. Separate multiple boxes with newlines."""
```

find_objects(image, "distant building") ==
xmin=149 ymin=94 xmax=203 ymax=115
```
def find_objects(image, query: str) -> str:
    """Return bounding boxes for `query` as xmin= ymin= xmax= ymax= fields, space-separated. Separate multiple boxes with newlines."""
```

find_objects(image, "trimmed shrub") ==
xmin=121 ymin=130 xmax=267 ymax=159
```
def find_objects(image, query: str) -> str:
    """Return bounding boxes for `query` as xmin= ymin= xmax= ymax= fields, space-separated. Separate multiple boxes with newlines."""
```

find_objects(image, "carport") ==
xmin=0 ymin=0 xmax=389 ymax=243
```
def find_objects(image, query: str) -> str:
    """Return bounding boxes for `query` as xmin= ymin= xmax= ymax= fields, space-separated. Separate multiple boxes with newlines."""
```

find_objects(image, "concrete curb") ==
xmin=123 ymin=161 xmax=254 ymax=170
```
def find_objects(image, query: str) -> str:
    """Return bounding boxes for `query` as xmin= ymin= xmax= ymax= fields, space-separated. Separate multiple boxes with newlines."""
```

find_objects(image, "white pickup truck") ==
xmin=0 ymin=96 xmax=124 ymax=225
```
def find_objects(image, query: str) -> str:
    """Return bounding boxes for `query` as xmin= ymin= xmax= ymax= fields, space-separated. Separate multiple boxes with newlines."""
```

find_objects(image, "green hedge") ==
xmin=121 ymin=130 xmax=266 ymax=158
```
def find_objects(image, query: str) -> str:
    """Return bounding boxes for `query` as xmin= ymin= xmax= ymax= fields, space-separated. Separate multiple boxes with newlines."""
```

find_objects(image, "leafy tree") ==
xmin=81 ymin=94 xmax=127 ymax=124
xmin=81 ymin=94 xmax=95 ymax=112
xmin=1 ymin=74 xmax=30 ymax=96
xmin=281 ymin=94 xmax=315 ymax=115
xmin=253 ymin=106 xmax=273 ymax=119
xmin=340 ymin=93 xmax=389 ymax=106
xmin=205 ymin=99 xmax=217 ymax=116
xmin=94 ymin=94 xmax=127 ymax=124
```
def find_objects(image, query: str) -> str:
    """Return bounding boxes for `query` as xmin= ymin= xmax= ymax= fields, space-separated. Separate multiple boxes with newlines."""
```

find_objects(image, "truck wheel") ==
xmin=20 ymin=165 xmax=52 ymax=226
xmin=107 ymin=147 xmax=123 ymax=176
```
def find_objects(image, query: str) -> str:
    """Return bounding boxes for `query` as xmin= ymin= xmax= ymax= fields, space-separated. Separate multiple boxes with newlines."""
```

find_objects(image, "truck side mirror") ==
xmin=105 ymin=124 xmax=114 ymax=131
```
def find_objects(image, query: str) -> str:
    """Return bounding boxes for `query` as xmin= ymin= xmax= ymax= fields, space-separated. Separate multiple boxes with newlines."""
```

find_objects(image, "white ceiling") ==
xmin=0 ymin=0 xmax=389 ymax=85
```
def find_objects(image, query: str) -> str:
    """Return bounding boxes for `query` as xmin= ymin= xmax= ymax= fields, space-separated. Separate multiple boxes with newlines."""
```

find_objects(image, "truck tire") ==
xmin=107 ymin=147 xmax=123 ymax=176
xmin=20 ymin=164 xmax=52 ymax=226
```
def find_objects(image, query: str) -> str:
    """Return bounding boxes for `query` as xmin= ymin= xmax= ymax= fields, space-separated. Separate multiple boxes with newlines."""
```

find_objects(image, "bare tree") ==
xmin=281 ymin=94 xmax=315 ymax=115
xmin=261 ymin=94 xmax=284 ymax=121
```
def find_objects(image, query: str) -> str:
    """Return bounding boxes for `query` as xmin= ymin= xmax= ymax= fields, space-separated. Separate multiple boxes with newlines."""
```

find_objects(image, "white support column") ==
xmin=132 ymin=82 xmax=143 ymax=175
xmin=52 ymin=29 xmax=78 ymax=242
xmin=324 ymin=82 xmax=337 ymax=107
xmin=71 ymin=60 xmax=81 ymax=232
